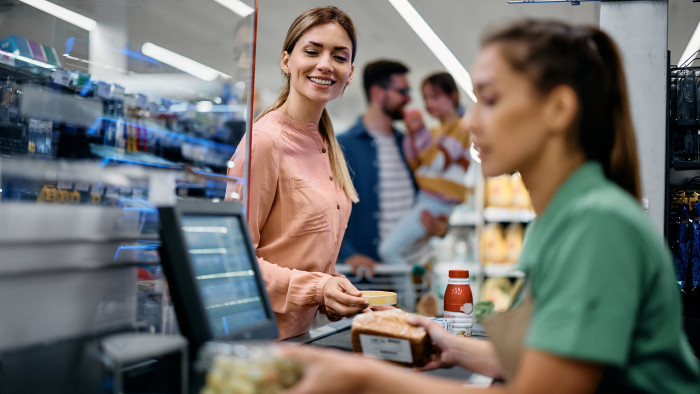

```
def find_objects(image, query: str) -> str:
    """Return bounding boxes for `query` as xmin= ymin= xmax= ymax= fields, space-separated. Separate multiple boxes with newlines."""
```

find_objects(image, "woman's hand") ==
xmin=322 ymin=276 xmax=369 ymax=317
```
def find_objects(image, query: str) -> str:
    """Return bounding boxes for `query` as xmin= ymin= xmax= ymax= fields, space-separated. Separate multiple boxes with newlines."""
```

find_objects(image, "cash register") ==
xmin=158 ymin=200 xmax=280 ymax=390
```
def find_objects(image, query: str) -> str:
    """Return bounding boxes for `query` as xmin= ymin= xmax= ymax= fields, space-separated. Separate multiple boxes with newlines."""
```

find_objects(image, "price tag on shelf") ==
xmin=90 ymin=184 xmax=105 ymax=196
xmin=112 ymin=85 xmax=125 ymax=101
xmin=56 ymin=180 xmax=72 ymax=190
xmin=147 ymin=101 xmax=159 ymax=114
xmin=105 ymin=186 xmax=120 ymax=199
xmin=74 ymin=182 xmax=90 ymax=192
xmin=53 ymin=68 xmax=71 ymax=87
xmin=97 ymin=82 xmax=112 ymax=99
xmin=136 ymin=93 xmax=148 ymax=108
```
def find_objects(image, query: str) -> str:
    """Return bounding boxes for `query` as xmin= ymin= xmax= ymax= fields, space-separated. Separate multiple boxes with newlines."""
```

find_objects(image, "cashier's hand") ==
xmin=407 ymin=315 xmax=459 ymax=371
xmin=279 ymin=345 xmax=373 ymax=394
xmin=322 ymin=277 xmax=369 ymax=318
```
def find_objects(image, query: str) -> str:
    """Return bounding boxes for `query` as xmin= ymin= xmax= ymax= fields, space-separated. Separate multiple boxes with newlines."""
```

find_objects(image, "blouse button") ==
xmin=329 ymin=176 xmax=334 ymax=181
xmin=322 ymin=148 xmax=327 ymax=153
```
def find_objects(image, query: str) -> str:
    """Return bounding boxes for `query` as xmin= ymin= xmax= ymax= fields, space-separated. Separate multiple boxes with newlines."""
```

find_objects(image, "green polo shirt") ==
xmin=519 ymin=162 xmax=700 ymax=392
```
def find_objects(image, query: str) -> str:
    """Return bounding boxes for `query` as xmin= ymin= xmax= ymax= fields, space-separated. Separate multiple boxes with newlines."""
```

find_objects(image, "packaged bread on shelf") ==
xmin=485 ymin=175 xmax=513 ymax=208
xmin=480 ymin=223 xmax=507 ymax=264
xmin=504 ymin=223 xmax=524 ymax=264
xmin=351 ymin=310 xmax=432 ymax=367
xmin=510 ymin=172 xmax=532 ymax=210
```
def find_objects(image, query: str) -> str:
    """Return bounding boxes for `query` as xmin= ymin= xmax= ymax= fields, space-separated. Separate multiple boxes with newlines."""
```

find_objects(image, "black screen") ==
xmin=158 ymin=201 xmax=278 ymax=354
xmin=180 ymin=214 xmax=268 ymax=337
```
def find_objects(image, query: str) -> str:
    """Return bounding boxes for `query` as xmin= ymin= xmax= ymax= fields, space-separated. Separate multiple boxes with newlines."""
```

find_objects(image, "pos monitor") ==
xmin=158 ymin=200 xmax=278 ymax=354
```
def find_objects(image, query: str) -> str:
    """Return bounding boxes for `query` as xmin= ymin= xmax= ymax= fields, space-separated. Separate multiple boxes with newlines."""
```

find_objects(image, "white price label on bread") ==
xmin=359 ymin=334 xmax=413 ymax=364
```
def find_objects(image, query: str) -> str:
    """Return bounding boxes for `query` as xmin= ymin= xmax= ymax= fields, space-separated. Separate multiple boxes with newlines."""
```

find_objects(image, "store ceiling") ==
xmin=1 ymin=0 xmax=699 ymax=128
xmin=255 ymin=0 xmax=700 ymax=129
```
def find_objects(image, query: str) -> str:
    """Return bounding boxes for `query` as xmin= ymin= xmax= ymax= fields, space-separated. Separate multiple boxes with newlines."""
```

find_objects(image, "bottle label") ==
xmin=454 ymin=325 xmax=473 ymax=337
xmin=444 ymin=311 xmax=473 ymax=320
xmin=444 ymin=301 xmax=473 ymax=316
xmin=359 ymin=334 xmax=412 ymax=363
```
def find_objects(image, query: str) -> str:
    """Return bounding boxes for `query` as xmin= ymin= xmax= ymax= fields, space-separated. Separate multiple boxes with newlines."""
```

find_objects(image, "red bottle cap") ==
xmin=448 ymin=270 xmax=469 ymax=278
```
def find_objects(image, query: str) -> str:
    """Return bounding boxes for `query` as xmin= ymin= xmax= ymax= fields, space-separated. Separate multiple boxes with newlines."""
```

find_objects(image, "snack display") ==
xmin=504 ymin=223 xmax=524 ymax=264
xmin=485 ymin=175 xmax=513 ymax=208
xmin=351 ymin=310 xmax=432 ymax=367
xmin=510 ymin=173 xmax=532 ymax=210
xmin=480 ymin=223 xmax=507 ymax=264
xmin=481 ymin=277 xmax=515 ymax=312
xmin=197 ymin=342 xmax=303 ymax=394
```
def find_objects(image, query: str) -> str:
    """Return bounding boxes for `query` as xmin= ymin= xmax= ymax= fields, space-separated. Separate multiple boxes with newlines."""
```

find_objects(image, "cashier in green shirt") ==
xmin=278 ymin=19 xmax=700 ymax=394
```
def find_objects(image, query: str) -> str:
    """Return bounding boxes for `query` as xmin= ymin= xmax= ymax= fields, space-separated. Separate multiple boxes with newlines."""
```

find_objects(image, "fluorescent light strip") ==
xmin=679 ymin=20 xmax=700 ymax=66
xmin=213 ymin=0 xmax=254 ymax=17
xmin=387 ymin=0 xmax=476 ymax=103
xmin=19 ymin=0 xmax=96 ymax=31
xmin=141 ymin=42 xmax=229 ymax=82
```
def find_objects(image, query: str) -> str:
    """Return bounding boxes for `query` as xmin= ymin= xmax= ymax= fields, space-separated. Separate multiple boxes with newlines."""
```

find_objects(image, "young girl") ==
xmin=378 ymin=72 xmax=471 ymax=268
xmin=226 ymin=6 xmax=369 ymax=340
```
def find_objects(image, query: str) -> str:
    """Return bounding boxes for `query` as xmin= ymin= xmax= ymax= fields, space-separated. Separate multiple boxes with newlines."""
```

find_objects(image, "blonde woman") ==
xmin=226 ymin=6 xmax=368 ymax=340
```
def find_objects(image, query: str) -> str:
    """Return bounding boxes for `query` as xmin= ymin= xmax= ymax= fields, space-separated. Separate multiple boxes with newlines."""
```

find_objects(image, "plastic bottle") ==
xmin=443 ymin=269 xmax=474 ymax=336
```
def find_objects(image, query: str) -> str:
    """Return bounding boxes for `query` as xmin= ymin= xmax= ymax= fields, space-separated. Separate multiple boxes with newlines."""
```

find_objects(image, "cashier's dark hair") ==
xmin=483 ymin=20 xmax=641 ymax=201
xmin=257 ymin=6 xmax=358 ymax=202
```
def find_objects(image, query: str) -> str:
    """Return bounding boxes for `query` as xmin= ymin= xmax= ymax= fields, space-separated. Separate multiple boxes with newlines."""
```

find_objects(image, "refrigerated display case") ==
xmin=0 ymin=1 xmax=257 ymax=392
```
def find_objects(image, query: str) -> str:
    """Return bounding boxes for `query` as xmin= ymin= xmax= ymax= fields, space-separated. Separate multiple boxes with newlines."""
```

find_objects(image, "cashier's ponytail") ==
xmin=256 ymin=6 xmax=358 ymax=202
xmin=483 ymin=20 xmax=641 ymax=201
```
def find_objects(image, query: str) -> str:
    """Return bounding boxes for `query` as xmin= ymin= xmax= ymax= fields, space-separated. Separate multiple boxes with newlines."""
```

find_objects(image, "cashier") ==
xmin=279 ymin=19 xmax=700 ymax=392
xmin=226 ymin=6 xmax=369 ymax=340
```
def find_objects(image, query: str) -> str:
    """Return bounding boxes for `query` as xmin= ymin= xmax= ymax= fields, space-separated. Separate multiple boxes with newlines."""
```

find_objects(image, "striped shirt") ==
xmin=367 ymin=128 xmax=414 ymax=241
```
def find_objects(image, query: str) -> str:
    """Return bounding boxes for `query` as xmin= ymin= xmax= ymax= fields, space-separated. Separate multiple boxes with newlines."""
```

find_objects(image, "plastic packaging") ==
xmin=443 ymin=270 xmax=473 ymax=336
xmin=197 ymin=341 xmax=303 ymax=394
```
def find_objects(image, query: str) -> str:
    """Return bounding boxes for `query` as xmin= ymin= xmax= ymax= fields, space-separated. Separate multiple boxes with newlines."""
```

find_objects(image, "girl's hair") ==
xmin=483 ymin=20 xmax=641 ymax=200
xmin=422 ymin=72 xmax=460 ymax=110
xmin=256 ymin=6 xmax=358 ymax=202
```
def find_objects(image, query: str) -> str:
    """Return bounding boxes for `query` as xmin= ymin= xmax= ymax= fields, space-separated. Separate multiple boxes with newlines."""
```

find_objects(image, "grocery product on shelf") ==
xmin=480 ymin=223 xmax=507 ymax=264
xmin=481 ymin=277 xmax=514 ymax=312
xmin=485 ymin=174 xmax=512 ymax=208
xmin=504 ymin=223 xmax=524 ymax=264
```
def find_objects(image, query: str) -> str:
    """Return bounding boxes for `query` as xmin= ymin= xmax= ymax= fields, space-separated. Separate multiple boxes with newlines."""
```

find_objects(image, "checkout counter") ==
xmin=0 ymin=195 xmax=486 ymax=393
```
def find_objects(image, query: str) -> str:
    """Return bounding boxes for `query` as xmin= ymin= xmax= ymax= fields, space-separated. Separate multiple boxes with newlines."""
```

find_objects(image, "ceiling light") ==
xmin=213 ymin=0 xmax=254 ymax=17
xmin=679 ymin=20 xmax=700 ymax=66
xmin=387 ymin=0 xmax=476 ymax=103
xmin=19 ymin=0 xmax=97 ymax=31
xmin=141 ymin=42 xmax=230 ymax=82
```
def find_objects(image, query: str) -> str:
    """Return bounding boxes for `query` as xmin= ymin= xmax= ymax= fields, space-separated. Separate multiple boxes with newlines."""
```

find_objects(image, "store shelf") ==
xmin=672 ymin=161 xmax=700 ymax=171
xmin=482 ymin=264 xmax=525 ymax=278
xmin=483 ymin=207 xmax=535 ymax=223
xmin=449 ymin=211 xmax=479 ymax=226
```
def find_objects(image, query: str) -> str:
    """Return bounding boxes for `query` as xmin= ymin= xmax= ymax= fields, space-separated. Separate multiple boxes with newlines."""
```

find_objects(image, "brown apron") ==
xmin=481 ymin=291 xmax=534 ymax=383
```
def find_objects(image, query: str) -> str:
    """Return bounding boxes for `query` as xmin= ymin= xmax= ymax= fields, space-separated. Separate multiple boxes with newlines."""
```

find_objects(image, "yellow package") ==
xmin=510 ymin=173 xmax=532 ymax=210
xmin=504 ymin=223 xmax=524 ymax=264
xmin=485 ymin=175 xmax=512 ymax=208
xmin=480 ymin=223 xmax=506 ymax=264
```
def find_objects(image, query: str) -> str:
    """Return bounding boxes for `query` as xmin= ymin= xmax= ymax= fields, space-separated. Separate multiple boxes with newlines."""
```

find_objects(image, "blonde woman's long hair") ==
xmin=256 ymin=6 xmax=359 ymax=202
